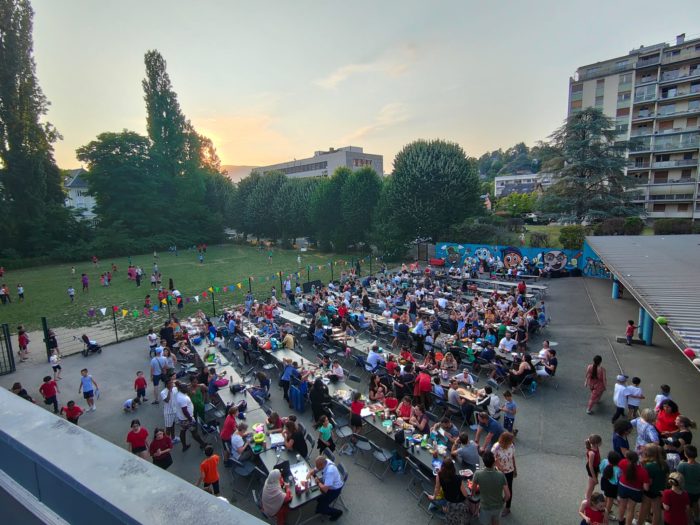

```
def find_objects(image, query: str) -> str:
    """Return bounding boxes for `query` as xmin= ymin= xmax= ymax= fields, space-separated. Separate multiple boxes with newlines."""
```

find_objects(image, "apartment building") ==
xmin=493 ymin=172 xmax=555 ymax=197
xmin=569 ymin=33 xmax=700 ymax=219
xmin=255 ymin=146 xmax=384 ymax=178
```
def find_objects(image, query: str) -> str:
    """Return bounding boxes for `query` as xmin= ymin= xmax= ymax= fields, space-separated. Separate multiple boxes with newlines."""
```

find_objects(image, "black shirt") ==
xmin=439 ymin=475 xmax=466 ymax=503
xmin=291 ymin=430 xmax=308 ymax=458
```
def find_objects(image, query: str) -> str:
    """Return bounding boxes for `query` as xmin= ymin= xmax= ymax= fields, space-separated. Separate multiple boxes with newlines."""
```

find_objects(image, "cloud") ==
xmin=340 ymin=102 xmax=409 ymax=143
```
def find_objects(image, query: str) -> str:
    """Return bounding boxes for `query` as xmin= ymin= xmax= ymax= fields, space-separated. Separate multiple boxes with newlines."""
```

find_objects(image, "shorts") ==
xmin=152 ymin=374 xmax=163 ymax=386
xmin=204 ymin=480 xmax=220 ymax=494
xmin=600 ymin=477 xmax=618 ymax=499
xmin=67 ymin=418 xmax=79 ymax=425
xmin=52 ymin=365 xmax=62 ymax=371
xmin=618 ymin=484 xmax=643 ymax=503
xmin=480 ymin=506 xmax=504 ymax=523
xmin=178 ymin=418 xmax=192 ymax=430
xmin=350 ymin=413 xmax=363 ymax=427
xmin=83 ymin=390 xmax=94 ymax=400
xmin=137 ymin=388 xmax=146 ymax=398
xmin=503 ymin=417 xmax=515 ymax=432
xmin=163 ymin=411 xmax=176 ymax=428
xmin=689 ymin=492 xmax=700 ymax=504
xmin=132 ymin=446 xmax=147 ymax=454
xmin=586 ymin=464 xmax=599 ymax=478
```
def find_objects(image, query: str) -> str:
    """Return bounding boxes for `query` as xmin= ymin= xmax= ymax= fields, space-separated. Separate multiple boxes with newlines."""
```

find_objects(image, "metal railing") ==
xmin=652 ymin=159 xmax=698 ymax=168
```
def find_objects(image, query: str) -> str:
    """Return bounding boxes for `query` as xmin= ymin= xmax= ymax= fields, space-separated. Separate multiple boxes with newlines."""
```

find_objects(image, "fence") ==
xmin=0 ymin=324 xmax=16 ymax=376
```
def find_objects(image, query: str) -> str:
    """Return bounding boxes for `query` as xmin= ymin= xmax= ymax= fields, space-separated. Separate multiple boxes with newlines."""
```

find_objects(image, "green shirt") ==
xmin=644 ymin=462 xmax=666 ymax=494
xmin=497 ymin=324 xmax=507 ymax=340
xmin=473 ymin=468 xmax=506 ymax=510
xmin=678 ymin=461 xmax=700 ymax=494
xmin=319 ymin=423 xmax=333 ymax=442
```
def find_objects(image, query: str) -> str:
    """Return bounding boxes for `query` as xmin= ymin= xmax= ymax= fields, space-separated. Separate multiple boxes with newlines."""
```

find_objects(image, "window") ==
xmin=616 ymin=60 xmax=629 ymax=70
xmin=635 ymin=85 xmax=657 ymax=101
xmin=268 ymin=161 xmax=328 ymax=176
xmin=595 ymin=95 xmax=604 ymax=106
xmin=616 ymin=107 xmax=630 ymax=117
xmin=655 ymin=154 xmax=670 ymax=162
xmin=570 ymin=100 xmax=582 ymax=110
xmin=652 ymin=203 xmax=666 ymax=212
xmin=678 ymin=204 xmax=689 ymax=211
xmin=620 ymin=73 xmax=633 ymax=85
xmin=571 ymin=83 xmax=583 ymax=93
xmin=681 ymin=169 xmax=691 ymax=179
xmin=683 ymin=152 xmax=694 ymax=160
xmin=596 ymin=79 xmax=605 ymax=86
xmin=665 ymin=50 xmax=681 ymax=58
xmin=352 ymin=159 xmax=373 ymax=168
xmin=617 ymin=91 xmax=631 ymax=102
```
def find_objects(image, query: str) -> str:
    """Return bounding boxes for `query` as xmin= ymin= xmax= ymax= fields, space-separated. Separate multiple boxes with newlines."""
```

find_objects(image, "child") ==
xmin=611 ymin=374 xmax=628 ymax=423
xmin=678 ymin=445 xmax=700 ymax=523
xmin=50 ymin=348 xmax=62 ymax=380
xmin=67 ymin=286 xmax=75 ymax=302
xmin=654 ymin=384 xmax=671 ymax=410
xmin=316 ymin=415 xmax=335 ymax=452
xmin=197 ymin=445 xmax=220 ymax=496
xmin=625 ymin=320 xmax=637 ymax=345
xmin=17 ymin=329 xmax=29 ymax=362
xmin=134 ymin=371 xmax=148 ymax=403
xmin=625 ymin=376 xmax=645 ymax=419
xmin=17 ymin=283 xmax=24 ymax=301
xmin=350 ymin=391 xmax=365 ymax=435
xmin=123 ymin=397 xmax=140 ymax=412
xmin=665 ymin=439 xmax=682 ymax=472
xmin=663 ymin=471 xmax=690 ymax=525
xmin=147 ymin=328 xmax=158 ymax=357
xmin=585 ymin=434 xmax=602 ymax=503
xmin=599 ymin=450 xmax=621 ymax=519
xmin=501 ymin=390 xmax=517 ymax=434
xmin=39 ymin=376 xmax=60 ymax=414
xmin=577 ymin=492 xmax=606 ymax=525
xmin=60 ymin=400 xmax=84 ymax=425
xmin=78 ymin=368 xmax=99 ymax=412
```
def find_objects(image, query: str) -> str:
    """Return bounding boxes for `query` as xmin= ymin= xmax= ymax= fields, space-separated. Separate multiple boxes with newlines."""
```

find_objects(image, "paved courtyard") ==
xmin=2 ymin=276 xmax=698 ymax=525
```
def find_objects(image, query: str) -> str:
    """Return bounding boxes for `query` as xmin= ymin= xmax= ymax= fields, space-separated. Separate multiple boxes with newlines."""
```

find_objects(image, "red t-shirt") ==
xmin=338 ymin=305 xmax=348 ymax=318
xmin=618 ymin=460 xmax=651 ymax=490
xmin=583 ymin=505 xmax=605 ymax=525
xmin=398 ymin=403 xmax=412 ymax=419
xmin=220 ymin=414 xmax=238 ymax=441
xmin=418 ymin=372 xmax=432 ymax=393
xmin=149 ymin=436 xmax=172 ymax=457
xmin=386 ymin=361 xmax=399 ymax=375
xmin=134 ymin=376 xmax=147 ymax=390
xmin=351 ymin=400 xmax=365 ymax=415
xmin=656 ymin=410 xmax=679 ymax=434
xmin=40 ymin=381 xmax=58 ymax=398
xmin=662 ymin=489 xmax=690 ymax=525
xmin=384 ymin=397 xmax=399 ymax=411
xmin=625 ymin=324 xmax=635 ymax=337
xmin=62 ymin=405 xmax=84 ymax=420
xmin=517 ymin=282 xmax=526 ymax=294
xmin=264 ymin=305 xmax=274 ymax=320
xmin=126 ymin=427 xmax=149 ymax=450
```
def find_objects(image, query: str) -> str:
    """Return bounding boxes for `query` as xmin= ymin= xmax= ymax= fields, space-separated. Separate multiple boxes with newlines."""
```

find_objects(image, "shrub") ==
xmin=593 ymin=218 xmax=625 ymax=236
xmin=623 ymin=217 xmax=644 ymax=235
xmin=653 ymin=218 xmax=693 ymax=235
xmin=558 ymin=225 xmax=587 ymax=250
xmin=529 ymin=232 xmax=550 ymax=248
xmin=450 ymin=219 xmax=517 ymax=246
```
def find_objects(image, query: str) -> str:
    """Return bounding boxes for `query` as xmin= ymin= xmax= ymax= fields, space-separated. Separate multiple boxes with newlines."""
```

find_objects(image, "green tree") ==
xmin=341 ymin=167 xmax=383 ymax=246
xmin=272 ymin=177 xmax=320 ymax=244
xmin=309 ymin=167 xmax=351 ymax=250
xmin=244 ymin=171 xmax=286 ymax=240
xmin=558 ymin=225 xmax=587 ymax=250
xmin=233 ymin=171 xmax=261 ymax=236
xmin=379 ymin=139 xmax=481 ymax=245
xmin=0 ymin=0 xmax=75 ymax=256
xmin=496 ymin=192 xmax=537 ymax=216
xmin=540 ymin=108 xmax=640 ymax=221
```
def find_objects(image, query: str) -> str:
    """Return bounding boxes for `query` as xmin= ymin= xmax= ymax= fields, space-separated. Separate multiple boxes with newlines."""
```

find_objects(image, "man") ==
xmin=174 ymin=383 xmax=206 ymax=451
xmin=498 ymin=331 xmax=517 ymax=353
xmin=447 ymin=379 xmax=477 ymax=429
xmin=451 ymin=431 xmax=480 ymax=472
xmin=230 ymin=422 xmax=253 ymax=462
xmin=284 ymin=277 xmax=292 ymax=303
xmin=365 ymin=343 xmax=385 ymax=372
xmin=150 ymin=347 xmax=168 ymax=403
xmin=159 ymin=321 xmax=175 ymax=349
xmin=160 ymin=378 xmax=180 ymax=443
xmin=281 ymin=330 xmax=295 ymax=350
xmin=472 ymin=451 xmax=510 ymax=525
xmin=227 ymin=315 xmax=237 ymax=338
xmin=537 ymin=349 xmax=558 ymax=377
xmin=307 ymin=456 xmax=344 ymax=521
xmin=431 ymin=417 xmax=459 ymax=445
xmin=279 ymin=359 xmax=300 ymax=405
xmin=474 ymin=411 xmax=505 ymax=454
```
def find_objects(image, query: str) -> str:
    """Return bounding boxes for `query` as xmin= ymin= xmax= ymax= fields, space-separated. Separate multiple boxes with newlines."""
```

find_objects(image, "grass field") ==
xmin=0 ymin=244 xmax=357 ymax=345
xmin=524 ymin=223 xmax=654 ymax=246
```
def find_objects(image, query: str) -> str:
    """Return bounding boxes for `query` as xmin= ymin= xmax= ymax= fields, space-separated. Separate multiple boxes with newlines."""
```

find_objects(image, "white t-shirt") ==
xmin=231 ymin=433 xmax=245 ymax=460
xmin=50 ymin=354 xmax=59 ymax=366
xmin=147 ymin=333 xmax=158 ymax=346
xmin=499 ymin=337 xmax=517 ymax=352
xmin=161 ymin=386 xmax=178 ymax=415
xmin=613 ymin=383 xmax=628 ymax=408
xmin=625 ymin=385 xmax=643 ymax=407
xmin=175 ymin=391 xmax=193 ymax=421
xmin=123 ymin=399 xmax=134 ymax=410
xmin=654 ymin=394 xmax=671 ymax=410
xmin=437 ymin=298 xmax=448 ymax=309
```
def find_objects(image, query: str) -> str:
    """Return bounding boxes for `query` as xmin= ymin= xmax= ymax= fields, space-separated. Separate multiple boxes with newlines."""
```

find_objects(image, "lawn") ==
xmin=524 ymin=223 xmax=654 ymax=246
xmin=0 ymin=244 xmax=358 ymax=346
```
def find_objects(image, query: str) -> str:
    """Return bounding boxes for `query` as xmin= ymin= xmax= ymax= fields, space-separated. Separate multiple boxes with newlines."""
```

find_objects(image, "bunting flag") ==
xmin=153 ymin=305 xmax=160 ymax=312
xmin=143 ymin=308 xmax=150 ymax=316
xmin=236 ymin=282 xmax=242 ymax=289
xmin=202 ymin=291 xmax=208 ymax=298
xmin=185 ymin=297 xmax=190 ymax=303
xmin=215 ymin=286 xmax=220 ymax=293
xmin=122 ymin=309 xmax=128 ymax=317
xmin=132 ymin=310 xmax=139 ymax=318
xmin=161 ymin=298 xmax=167 ymax=305
xmin=222 ymin=286 xmax=227 ymax=292
xmin=208 ymin=287 xmax=213 ymax=293
xmin=112 ymin=305 xmax=119 ymax=312
xmin=194 ymin=296 xmax=200 ymax=303
xmin=99 ymin=307 xmax=107 ymax=316
xmin=87 ymin=308 xmax=95 ymax=317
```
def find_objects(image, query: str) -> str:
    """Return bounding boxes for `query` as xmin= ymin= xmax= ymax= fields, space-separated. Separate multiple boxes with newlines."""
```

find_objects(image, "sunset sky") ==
xmin=32 ymin=0 xmax=699 ymax=170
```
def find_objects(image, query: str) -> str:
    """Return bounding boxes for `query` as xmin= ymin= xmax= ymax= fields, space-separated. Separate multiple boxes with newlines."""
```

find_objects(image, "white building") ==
xmin=64 ymin=169 xmax=97 ymax=222
xmin=255 ymin=146 xmax=384 ymax=178
xmin=494 ymin=172 xmax=555 ymax=197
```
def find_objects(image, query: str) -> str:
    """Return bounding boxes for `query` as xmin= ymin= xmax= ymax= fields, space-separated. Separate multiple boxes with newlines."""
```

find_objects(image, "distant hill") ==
xmin=221 ymin=165 xmax=258 ymax=183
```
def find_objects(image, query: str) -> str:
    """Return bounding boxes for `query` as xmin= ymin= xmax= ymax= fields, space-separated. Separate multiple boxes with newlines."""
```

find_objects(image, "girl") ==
xmin=578 ymin=492 xmax=606 ymax=525
xmin=149 ymin=427 xmax=173 ymax=470
xmin=350 ymin=391 xmax=365 ymax=435
xmin=599 ymin=450 xmax=621 ymax=519
xmin=584 ymin=355 xmax=607 ymax=415
xmin=585 ymin=435 xmax=602 ymax=503
xmin=618 ymin=451 xmax=651 ymax=525
xmin=368 ymin=374 xmax=387 ymax=402
xmin=316 ymin=415 xmax=335 ymax=453
xmin=492 ymin=431 xmax=517 ymax=517
xmin=638 ymin=443 xmax=668 ymax=525
xmin=126 ymin=419 xmax=150 ymax=460
xmin=397 ymin=396 xmax=413 ymax=420
xmin=662 ymin=472 xmax=690 ymax=525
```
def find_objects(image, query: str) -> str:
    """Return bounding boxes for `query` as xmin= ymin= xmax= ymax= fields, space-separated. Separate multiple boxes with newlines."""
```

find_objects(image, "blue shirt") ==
xmin=503 ymin=400 xmax=517 ymax=420
xmin=612 ymin=433 xmax=629 ymax=456
xmin=479 ymin=417 xmax=504 ymax=442
xmin=228 ymin=319 xmax=236 ymax=333
xmin=281 ymin=365 xmax=299 ymax=382
xmin=413 ymin=320 xmax=426 ymax=336
xmin=80 ymin=375 xmax=95 ymax=393
xmin=321 ymin=461 xmax=344 ymax=490
xmin=366 ymin=350 xmax=385 ymax=371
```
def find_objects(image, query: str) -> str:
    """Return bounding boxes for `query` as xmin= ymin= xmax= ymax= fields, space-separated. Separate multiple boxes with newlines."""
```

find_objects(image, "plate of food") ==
xmin=459 ymin=469 xmax=474 ymax=478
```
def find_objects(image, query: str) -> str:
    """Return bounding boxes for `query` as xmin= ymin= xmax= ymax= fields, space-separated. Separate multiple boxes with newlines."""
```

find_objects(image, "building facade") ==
xmin=494 ymin=172 xmax=555 ymax=197
xmin=569 ymin=33 xmax=700 ymax=219
xmin=255 ymin=146 xmax=384 ymax=178
xmin=64 ymin=168 xmax=97 ymax=222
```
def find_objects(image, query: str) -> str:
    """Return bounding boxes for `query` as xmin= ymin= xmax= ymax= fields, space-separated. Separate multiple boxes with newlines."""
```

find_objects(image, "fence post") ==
xmin=330 ymin=261 xmax=334 ymax=282
xmin=248 ymin=277 xmax=252 ymax=294
xmin=211 ymin=287 xmax=216 ymax=317
xmin=111 ymin=308 xmax=119 ymax=343
xmin=306 ymin=266 xmax=310 ymax=283
xmin=0 ymin=323 xmax=16 ymax=375
xmin=278 ymin=272 xmax=283 ymax=294
xmin=41 ymin=316 xmax=52 ymax=362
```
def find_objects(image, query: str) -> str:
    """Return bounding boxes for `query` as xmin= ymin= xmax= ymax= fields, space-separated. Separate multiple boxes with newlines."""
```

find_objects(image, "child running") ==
xmin=60 ymin=400 xmax=84 ymax=425
xmin=39 ymin=375 xmax=60 ymax=414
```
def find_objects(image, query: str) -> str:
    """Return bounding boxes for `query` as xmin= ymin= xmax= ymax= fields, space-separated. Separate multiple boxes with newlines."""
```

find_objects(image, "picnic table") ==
xmin=256 ymin=448 xmax=322 ymax=510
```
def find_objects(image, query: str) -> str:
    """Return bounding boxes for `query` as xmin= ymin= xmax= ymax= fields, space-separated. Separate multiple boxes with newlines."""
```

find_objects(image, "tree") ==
xmin=243 ymin=171 xmax=286 ymax=240
xmin=540 ymin=108 xmax=640 ymax=221
xmin=309 ymin=167 xmax=351 ymax=250
xmin=379 ymin=139 xmax=481 ymax=245
xmin=340 ymin=167 xmax=383 ymax=246
xmin=496 ymin=192 xmax=537 ymax=216
xmin=558 ymin=225 xmax=587 ymax=250
xmin=272 ymin=177 xmax=320 ymax=244
xmin=233 ymin=171 xmax=261 ymax=236
xmin=0 ymin=0 xmax=75 ymax=255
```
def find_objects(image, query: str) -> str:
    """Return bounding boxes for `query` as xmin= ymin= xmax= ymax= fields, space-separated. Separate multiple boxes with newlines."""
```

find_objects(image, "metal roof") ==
xmin=586 ymin=235 xmax=700 ymax=353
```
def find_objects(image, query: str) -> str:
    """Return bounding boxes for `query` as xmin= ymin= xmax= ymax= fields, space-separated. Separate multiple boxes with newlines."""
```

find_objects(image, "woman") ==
xmin=617 ymin=451 xmax=651 ymax=525
xmin=428 ymin=458 xmax=468 ymax=525
xmin=637 ymin=443 xmax=668 ymax=525
xmin=189 ymin=376 xmax=208 ymax=423
xmin=220 ymin=406 xmax=239 ymax=462
xmin=368 ymin=374 xmax=387 ymax=402
xmin=309 ymin=378 xmax=331 ymax=423
xmin=394 ymin=362 xmax=415 ymax=400
xmin=584 ymin=355 xmax=607 ymax=415
xmin=261 ymin=469 xmax=292 ymax=525
xmin=492 ymin=431 xmax=517 ymax=517
xmin=656 ymin=400 xmax=681 ymax=438
xmin=385 ymin=354 xmax=399 ymax=376
xmin=410 ymin=404 xmax=430 ymax=434
xmin=162 ymin=348 xmax=177 ymax=375
xmin=441 ymin=352 xmax=458 ymax=372
xmin=397 ymin=396 xmax=413 ymax=420
xmin=672 ymin=415 xmax=695 ymax=447
xmin=508 ymin=354 xmax=534 ymax=387
xmin=584 ymin=434 xmax=602 ymax=503
xmin=418 ymin=351 xmax=437 ymax=371
xmin=149 ymin=427 xmax=173 ymax=470
xmin=632 ymin=409 xmax=660 ymax=453
xmin=283 ymin=420 xmax=308 ymax=459
xmin=126 ymin=419 xmax=149 ymax=459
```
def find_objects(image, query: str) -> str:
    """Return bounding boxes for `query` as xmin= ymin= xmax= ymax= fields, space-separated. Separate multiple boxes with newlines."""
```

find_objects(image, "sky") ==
xmin=32 ymin=0 xmax=700 ymax=170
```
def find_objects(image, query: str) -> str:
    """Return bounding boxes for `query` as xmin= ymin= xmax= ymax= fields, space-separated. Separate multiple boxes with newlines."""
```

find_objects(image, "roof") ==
xmin=585 ymin=235 xmax=700 ymax=352
xmin=65 ymin=168 xmax=88 ymax=188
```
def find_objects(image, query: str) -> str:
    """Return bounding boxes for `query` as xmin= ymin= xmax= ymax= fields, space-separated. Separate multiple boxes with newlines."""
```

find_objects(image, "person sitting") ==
xmin=441 ymin=352 xmax=458 ymax=372
xmin=383 ymin=390 xmax=399 ymax=413
xmin=537 ymin=349 xmax=558 ymax=377
xmin=368 ymin=374 xmax=388 ymax=402
xmin=451 ymin=431 xmax=480 ymax=472
xmin=508 ymin=354 xmax=534 ymax=387
xmin=396 ymin=396 xmax=413 ymax=420
xmin=365 ymin=344 xmax=385 ymax=372
xmin=266 ymin=411 xmax=284 ymax=433
xmin=417 ymin=351 xmax=437 ymax=371
xmin=400 ymin=346 xmax=415 ymax=363
xmin=409 ymin=404 xmax=430 ymax=433
xmin=432 ymin=417 xmax=460 ymax=445
xmin=283 ymin=420 xmax=308 ymax=458
xmin=261 ymin=469 xmax=293 ymax=525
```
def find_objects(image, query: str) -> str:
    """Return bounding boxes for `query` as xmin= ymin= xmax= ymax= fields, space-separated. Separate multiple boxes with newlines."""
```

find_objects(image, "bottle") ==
xmin=421 ymin=434 xmax=427 ymax=448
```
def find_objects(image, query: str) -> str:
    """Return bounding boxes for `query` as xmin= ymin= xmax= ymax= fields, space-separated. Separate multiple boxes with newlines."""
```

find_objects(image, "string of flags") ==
xmin=84 ymin=256 xmax=382 ymax=318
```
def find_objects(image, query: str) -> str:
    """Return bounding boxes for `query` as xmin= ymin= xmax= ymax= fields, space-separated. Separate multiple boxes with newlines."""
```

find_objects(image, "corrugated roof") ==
xmin=586 ymin=235 xmax=700 ymax=352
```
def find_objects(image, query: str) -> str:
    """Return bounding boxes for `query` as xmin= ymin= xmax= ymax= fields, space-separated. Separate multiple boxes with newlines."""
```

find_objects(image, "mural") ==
xmin=435 ymin=241 xmax=608 ymax=276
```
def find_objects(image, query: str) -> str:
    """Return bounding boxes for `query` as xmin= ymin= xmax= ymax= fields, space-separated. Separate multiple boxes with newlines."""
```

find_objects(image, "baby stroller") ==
xmin=81 ymin=334 xmax=102 ymax=357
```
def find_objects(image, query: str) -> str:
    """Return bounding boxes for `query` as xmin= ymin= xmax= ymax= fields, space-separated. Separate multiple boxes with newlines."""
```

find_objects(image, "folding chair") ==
xmin=332 ymin=462 xmax=350 ymax=512
xmin=367 ymin=440 xmax=393 ymax=480
xmin=513 ymin=372 xmax=538 ymax=398
xmin=418 ymin=491 xmax=447 ymax=522
xmin=322 ymin=447 xmax=337 ymax=463
xmin=405 ymin=457 xmax=434 ymax=500
xmin=230 ymin=458 xmax=266 ymax=495
xmin=352 ymin=433 xmax=372 ymax=466
xmin=305 ymin=433 xmax=314 ymax=459
xmin=251 ymin=489 xmax=274 ymax=523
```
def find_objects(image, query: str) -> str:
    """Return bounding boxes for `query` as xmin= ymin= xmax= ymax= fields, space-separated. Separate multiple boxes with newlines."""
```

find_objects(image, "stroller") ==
xmin=81 ymin=334 xmax=102 ymax=357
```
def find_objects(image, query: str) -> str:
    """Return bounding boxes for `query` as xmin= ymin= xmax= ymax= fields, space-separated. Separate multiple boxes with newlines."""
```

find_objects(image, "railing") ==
xmin=653 ymin=139 xmax=700 ymax=152
xmin=627 ymin=161 xmax=651 ymax=169
xmin=660 ymin=86 xmax=700 ymax=100
xmin=637 ymin=56 xmax=660 ymax=68
xmin=630 ymin=129 xmax=653 ymax=137
xmin=660 ymin=68 xmax=700 ymax=83
xmin=656 ymin=106 xmax=700 ymax=118
xmin=632 ymin=112 xmax=655 ymax=120
xmin=648 ymin=193 xmax=695 ymax=201
xmin=652 ymin=159 xmax=698 ymax=168
xmin=578 ymin=62 xmax=632 ymax=80
xmin=634 ymin=93 xmax=657 ymax=102
xmin=662 ymin=47 xmax=700 ymax=65
xmin=651 ymin=178 xmax=696 ymax=185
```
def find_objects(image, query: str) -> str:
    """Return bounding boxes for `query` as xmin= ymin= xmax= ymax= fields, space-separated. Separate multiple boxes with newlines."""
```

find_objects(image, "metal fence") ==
xmin=0 ymin=324 xmax=16 ymax=376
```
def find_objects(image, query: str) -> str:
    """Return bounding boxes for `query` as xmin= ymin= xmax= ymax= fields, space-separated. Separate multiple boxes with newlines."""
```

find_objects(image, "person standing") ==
xmin=174 ymin=383 xmax=205 ymax=451
xmin=677 ymin=445 xmax=700 ymax=523
xmin=196 ymin=445 xmax=220 ymax=495
xmin=81 ymin=273 xmax=89 ymax=292
xmin=39 ymin=376 xmax=60 ymax=414
xmin=611 ymin=374 xmax=629 ymax=423
xmin=49 ymin=346 xmax=62 ymax=381
xmin=17 ymin=329 xmax=29 ymax=362
xmin=150 ymin=347 xmax=167 ymax=403
xmin=472 ymin=451 xmax=510 ymax=525
xmin=307 ymin=456 xmax=344 ymax=521
xmin=134 ymin=371 xmax=148 ymax=403
xmin=492 ymin=432 xmax=517 ymax=518
xmin=149 ymin=428 xmax=173 ymax=470
xmin=67 ymin=285 xmax=75 ymax=302
xmin=160 ymin=378 xmax=180 ymax=444
xmin=78 ymin=368 xmax=99 ymax=411
xmin=585 ymin=355 xmax=607 ymax=415
xmin=0 ymin=283 xmax=6 ymax=305
xmin=125 ymin=419 xmax=149 ymax=459
xmin=17 ymin=283 xmax=24 ymax=302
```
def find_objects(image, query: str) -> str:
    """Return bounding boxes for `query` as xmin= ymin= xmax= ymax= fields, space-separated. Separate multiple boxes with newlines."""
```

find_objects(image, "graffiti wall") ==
xmin=435 ymin=241 xmax=607 ymax=277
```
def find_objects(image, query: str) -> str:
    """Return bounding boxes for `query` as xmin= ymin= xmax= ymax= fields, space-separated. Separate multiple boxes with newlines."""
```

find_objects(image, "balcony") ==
xmin=660 ymin=86 xmax=700 ymax=101
xmin=648 ymin=193 xmax=695 ymax=201
xmin=627 ymin=161 xmax=651 ymax=171
xmin=661 ymin=47 xmax=700 ymax=65
xmin=634 ymin=93 xmax=657 ymax=103
xmin=652 ymin=159 xmax=698 ymax=168
xmin=660 ymin=68 xmax=700 ymax=84
xmin=637 ymin=56 xmax=661 ymax=68
xmin=656 ymin=105 xmax=700 ymax=119
xmin=630 ymin=128 xmax=653 ymax=137
xmin=650 ymin=178 xmax=696 ymax=186
xmin=653 ymin=139 xmax=700 ymax=152
xmin=632 ymin=112 xmax=655 ymax=121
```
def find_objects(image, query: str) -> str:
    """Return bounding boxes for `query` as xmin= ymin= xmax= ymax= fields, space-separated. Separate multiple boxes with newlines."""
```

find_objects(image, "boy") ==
xmin=197 ymin=445 xmax=220 ymax=496
xmin=134 ymin=371 xmax=148 ymax=403
xmin=67 ymin=285 xmax=75 ymax=302
xmin=78 ymin=368 xmax=99 ymax=412
xmin=50 ymin=348 xmax=62 ymax=380
xmin=625 ymin=376 xmax=645 ymax=419
xmin=123 ymin=397 xmax=140 ymax=412
xmin=625 ymin=320 xmax=637 ymax=345
xmin=60 ymin=400 xmax=84 ymax=425
xmin=611 ymin=374 xmax=628 ymax=423
xmin=39 ymin=376 xmax=60 ymax=414
xmin=501 ymin=390 xmax=517 ymax=434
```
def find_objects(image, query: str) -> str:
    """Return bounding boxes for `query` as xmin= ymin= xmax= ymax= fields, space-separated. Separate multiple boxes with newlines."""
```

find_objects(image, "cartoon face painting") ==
xmin=474 ymin=247 xmax=492 ymax=261
xmin=445 ymin=246 xmax=461 ymax=265
xmin=501 ymin=247 xmax=523 ymax=269
xmin=543 ymin=250 xmax=568 ymax=271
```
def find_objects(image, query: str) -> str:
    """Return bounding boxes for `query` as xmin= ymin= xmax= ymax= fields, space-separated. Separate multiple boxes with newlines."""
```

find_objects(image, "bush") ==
xmin=623 ymin=217 xmax=644 ymax=235
xmin=593 ymin=218 xmax=625 ymax=236
xmin=450 ymin=219 xmax=517 ymax=245
xmin=653 ymin=219 xmax=693 ymax=235
xmin=558 ymin=225 xmax=587 ymax=250
xmin=529 ymin=232 xmax=550 ymax=248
